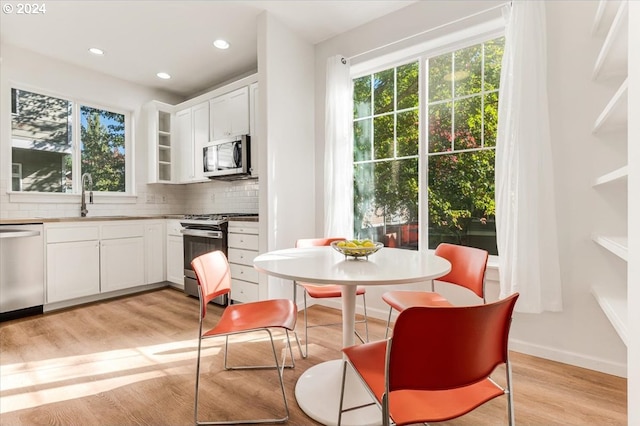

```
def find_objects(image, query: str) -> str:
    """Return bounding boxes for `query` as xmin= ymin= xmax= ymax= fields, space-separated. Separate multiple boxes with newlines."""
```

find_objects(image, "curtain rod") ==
xmin=347 ymin=1 xmax=510 ymax=61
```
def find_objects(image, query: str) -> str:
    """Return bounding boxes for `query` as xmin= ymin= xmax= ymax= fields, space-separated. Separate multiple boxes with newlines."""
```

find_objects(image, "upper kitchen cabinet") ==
xmin=176 ymin=102 xmax=209 ymax=183
xmin=249 ymin=82 xmax=260 ymax=178
xmin=210 ymin=86 xmax=250 ymax=141
xmin=147 ymin=101 xmax=174 ymax=184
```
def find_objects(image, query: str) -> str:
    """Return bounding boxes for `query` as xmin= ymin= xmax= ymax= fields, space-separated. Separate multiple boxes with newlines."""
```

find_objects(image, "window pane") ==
xmin=11 ymin=89 xmax=72 ymax=192
xmin=354 ymin=118 xmax=372 ymax=162
xmin=80 ymin=106 xmax=126 ymax=192
xmin=373 ymin=69 xmax=394 ymax=114
xmin=454 ymin=96 xmax=482 ymax=150
xmin=428 ymin=150 xmax=497 ymax=255
xmin=353 ymin=75 xmax=371 ymax=118
xmin=484 ymin=37 xmax=505 ymax=90
xmin=396 ymin=61 xmax=419 ymax=110
xmin=484 ymin=92 xmax=499 ymax=147
xmin=373 ymin=114 xmax=394 ymax=160
xmin=428 ymin=53 xmax=452 ymax=102
xmin=397 ymin=109 xmax=419 ymax=157
xmin=428 ymin=102 xmax=452 ymax=153
xmin=354 ymin=159 xmax=418 ymax=249
xmin=454 ymin=44 xmax=482 ymax=97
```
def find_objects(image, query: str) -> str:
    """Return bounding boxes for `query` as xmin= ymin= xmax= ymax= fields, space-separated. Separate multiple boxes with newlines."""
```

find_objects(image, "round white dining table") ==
xmin=253 ymin=246 xmax=451 ymax=426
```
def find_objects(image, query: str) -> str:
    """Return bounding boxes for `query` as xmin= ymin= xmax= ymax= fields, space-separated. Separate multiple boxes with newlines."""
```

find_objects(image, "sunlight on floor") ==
xmin=0 ymin=332 xmax=291 ymax=414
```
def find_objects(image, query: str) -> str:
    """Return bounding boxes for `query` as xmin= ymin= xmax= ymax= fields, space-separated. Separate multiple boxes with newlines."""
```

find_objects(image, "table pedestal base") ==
xmin=295 ymin=359 xmax=382 ymax=426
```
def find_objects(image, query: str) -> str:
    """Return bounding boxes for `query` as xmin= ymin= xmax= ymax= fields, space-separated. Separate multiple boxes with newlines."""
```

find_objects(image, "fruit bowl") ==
xmin=331 ymin=240 xmax=383 ymax=259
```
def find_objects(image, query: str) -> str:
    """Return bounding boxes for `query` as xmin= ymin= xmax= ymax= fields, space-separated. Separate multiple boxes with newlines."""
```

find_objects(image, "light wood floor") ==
xmin=0 ymin=287 xmax=627 ymax=425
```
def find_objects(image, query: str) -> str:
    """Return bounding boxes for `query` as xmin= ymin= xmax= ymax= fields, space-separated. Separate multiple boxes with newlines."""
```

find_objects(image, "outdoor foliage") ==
xmin=352 ymin=38 xmax=504 ymax=254
xmin=80 ymin=107 xmax=126 ymax=192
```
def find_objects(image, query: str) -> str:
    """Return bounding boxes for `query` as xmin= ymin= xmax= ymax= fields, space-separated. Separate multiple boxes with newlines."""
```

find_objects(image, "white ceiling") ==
xmin=0 ymin=0 xmax=416 ymax=98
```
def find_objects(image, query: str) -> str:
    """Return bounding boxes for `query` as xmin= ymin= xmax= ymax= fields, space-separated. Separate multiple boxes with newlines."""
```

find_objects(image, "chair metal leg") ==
xmin=506 ymin=359 xmax=515 ymax=426
xmin=302 ymin=289 xmax=309 ymax=358
xmin=194 ymin=333 xmax=203 ymax=425
xmin=384 ymin=306 xmax=393 ymax=339
xmin=337 ymin=360 xmax=349 ymax=426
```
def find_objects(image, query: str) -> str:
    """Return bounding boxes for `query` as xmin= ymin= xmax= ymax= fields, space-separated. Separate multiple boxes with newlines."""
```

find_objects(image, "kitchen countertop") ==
xmin=0 ymin=214 xmax=258 ymax=226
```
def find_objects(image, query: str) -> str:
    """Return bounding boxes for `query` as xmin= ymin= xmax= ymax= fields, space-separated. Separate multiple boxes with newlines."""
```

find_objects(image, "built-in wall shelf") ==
xmin=593 ymin=1 xmax=628 ymax=81
xmin=593 ymin=165 xmax=628 ymax=186
xmin=593 ymin=78 xmax=628 ymax=134
xmin=591 ymin=284 xmax=628 ymax=346
xmin=592 ymin=0 xmax=623 ymax=36
xmin=592 ymin=234 xmax=628 ymax=261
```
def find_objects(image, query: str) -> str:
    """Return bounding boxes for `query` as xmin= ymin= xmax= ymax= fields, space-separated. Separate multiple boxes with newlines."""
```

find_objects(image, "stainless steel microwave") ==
xmin=203 ymin=135 xmax=251 ymax=180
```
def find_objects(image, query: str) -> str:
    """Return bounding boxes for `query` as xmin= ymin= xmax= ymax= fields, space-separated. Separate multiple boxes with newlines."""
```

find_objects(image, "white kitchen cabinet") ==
xmin=176 ymin=102 xmax=209 ymax=183
xmin=145 ymin=221 xmax=165 ymax=284
xmin=100 ymin=222 xmax=145 ymax=292
xmin=175 ymin=108 xmax=192 ymax=183
xmin=590 ymin=0 xmax=629 ymax=346
xmin=166 ymin=219 xmax=184 ymax=286
xmin=249 ymin=82 xmax=259 ymax=178
xmin=46 ymin=227 xmax=100 ymax=303
xmin=210 ymin=86 xmax=249 ymax=141
xmin=147 ymin=101 xmax=174 ymax=184
xmin=227 ymin=221 xmax=259 ymax=303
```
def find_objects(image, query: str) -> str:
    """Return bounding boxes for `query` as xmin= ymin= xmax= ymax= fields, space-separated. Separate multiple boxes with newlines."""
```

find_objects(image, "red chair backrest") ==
xmin=296 ymin=237 xmax=345 ymax=248
xmin=388 ymin=293 xmax=519 ymax=392
xmin=434 ymin=243 xmax=489 ymax=298
xmin=191 ymin=250 xmax=231 ymax=318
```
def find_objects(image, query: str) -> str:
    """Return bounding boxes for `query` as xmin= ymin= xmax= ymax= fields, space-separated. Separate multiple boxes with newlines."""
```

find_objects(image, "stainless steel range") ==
xmin=180 ymin=213 xmax=253 ymax=305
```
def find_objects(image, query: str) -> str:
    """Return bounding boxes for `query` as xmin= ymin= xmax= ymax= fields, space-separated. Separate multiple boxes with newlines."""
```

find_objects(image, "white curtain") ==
xmin=324 ymin=55 xmax=354 ymax=238
xmin=496 ymin=0 xmax=563 ymax=313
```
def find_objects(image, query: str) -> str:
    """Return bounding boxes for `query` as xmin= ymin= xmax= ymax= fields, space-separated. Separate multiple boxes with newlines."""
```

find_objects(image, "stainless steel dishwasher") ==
xmin=0 ymin=223 xmax=44 ymax=322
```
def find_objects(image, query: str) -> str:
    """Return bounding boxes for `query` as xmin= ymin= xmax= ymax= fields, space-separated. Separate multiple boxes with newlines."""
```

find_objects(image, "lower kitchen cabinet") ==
xmin=145 ymin=221 xmax=165 ymax=284
xmin=100 ymin=237 xmax=145 ymax=292
xmin=228 ymin=221 xmax=259 ymax=303
xmin=45 ymin=220 xmax=164 ymax=306
xmin=47 ymin=239 xmax=100 ymax=303
xmin=166 ymin=219 xmax=184 ymax=286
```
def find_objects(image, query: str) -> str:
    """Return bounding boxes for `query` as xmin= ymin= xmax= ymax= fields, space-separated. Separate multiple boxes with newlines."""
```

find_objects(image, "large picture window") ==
xmin=10 ymin=88 xmax=129 ymax=193
xmin=352 ymin=37 xmax=504 ymax=255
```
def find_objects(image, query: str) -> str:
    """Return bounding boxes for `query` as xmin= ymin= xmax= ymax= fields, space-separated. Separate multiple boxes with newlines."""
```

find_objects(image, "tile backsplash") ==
xmin=0 ymin=177 xmax=259 ymax=219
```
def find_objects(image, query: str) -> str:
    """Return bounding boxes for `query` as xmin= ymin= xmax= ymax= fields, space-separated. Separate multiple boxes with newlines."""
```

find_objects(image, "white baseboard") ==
xmin=509 ymin=339 xmax=627 ymax=378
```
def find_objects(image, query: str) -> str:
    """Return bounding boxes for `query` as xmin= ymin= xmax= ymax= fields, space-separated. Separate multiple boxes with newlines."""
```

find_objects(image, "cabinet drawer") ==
xmin=228 ymin=221 xmax=258 ymax=235
xmin=228 ymin=233 xmax=258 ymax=250
xmin=166 ymin=219 xmax=183 ymax=236
xmin=229 ymin=263 xmax=258 ymax=283
xmin=46 ymin=225 xmax=99 ymax=243
xmin=228 ymin=248 xmax=257 ymax=266
xmin=231 ymin=279 xmax=259 ymax=303
xmin=101 ymin=223 xmax=145 ymax=239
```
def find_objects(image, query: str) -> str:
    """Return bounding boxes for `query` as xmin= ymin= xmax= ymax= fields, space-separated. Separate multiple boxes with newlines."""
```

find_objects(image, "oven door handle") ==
xmin=180 ymin=229 xmax=223 ymax=239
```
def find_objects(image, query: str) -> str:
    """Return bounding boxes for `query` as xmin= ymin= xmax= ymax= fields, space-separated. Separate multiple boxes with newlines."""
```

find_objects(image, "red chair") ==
xmin=295 ymin=237 xmax=369 ymax=357
xmin=192 ymin=250 xmax=302 ymax=425
xmin=382 ymin=242 xmax=489 ymax=337
xmin=338 ymin=293 xmax=519 ymax=426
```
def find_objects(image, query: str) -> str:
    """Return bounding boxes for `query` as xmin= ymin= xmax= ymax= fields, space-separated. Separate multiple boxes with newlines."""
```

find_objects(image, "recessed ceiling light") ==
xmin=213 ymin=39 xmax=230 ymax=50
xmin=156 ymin=72 xmax=171 ymax=80
xmin=88 ymin=47 xmax=104 ymax=55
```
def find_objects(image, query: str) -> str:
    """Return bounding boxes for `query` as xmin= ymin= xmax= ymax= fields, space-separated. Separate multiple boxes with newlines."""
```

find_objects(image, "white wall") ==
xmin=0 ymin=44 xmax=259 ymax=219
xmin=257 ymin=12 xmax=316 ymax=299
xmin=313 ymin=1 xmax=627 ymax=376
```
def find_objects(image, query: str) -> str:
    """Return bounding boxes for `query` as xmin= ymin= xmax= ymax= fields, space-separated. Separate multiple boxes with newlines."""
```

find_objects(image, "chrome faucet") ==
xmin=81 ymin=173 xmax=93 ymax=217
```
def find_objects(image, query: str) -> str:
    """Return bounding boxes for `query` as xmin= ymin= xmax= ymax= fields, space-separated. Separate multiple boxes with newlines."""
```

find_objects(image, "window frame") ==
xmin=350 ymin=21 xmax=504 ymax=255
xmin=7 ymin=84 xmax=135 ymax=200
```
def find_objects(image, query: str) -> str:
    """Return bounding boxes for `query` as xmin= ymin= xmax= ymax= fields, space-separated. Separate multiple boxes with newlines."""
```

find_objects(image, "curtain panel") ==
xmin=496 ymin=0 xmax=563 ymax=313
